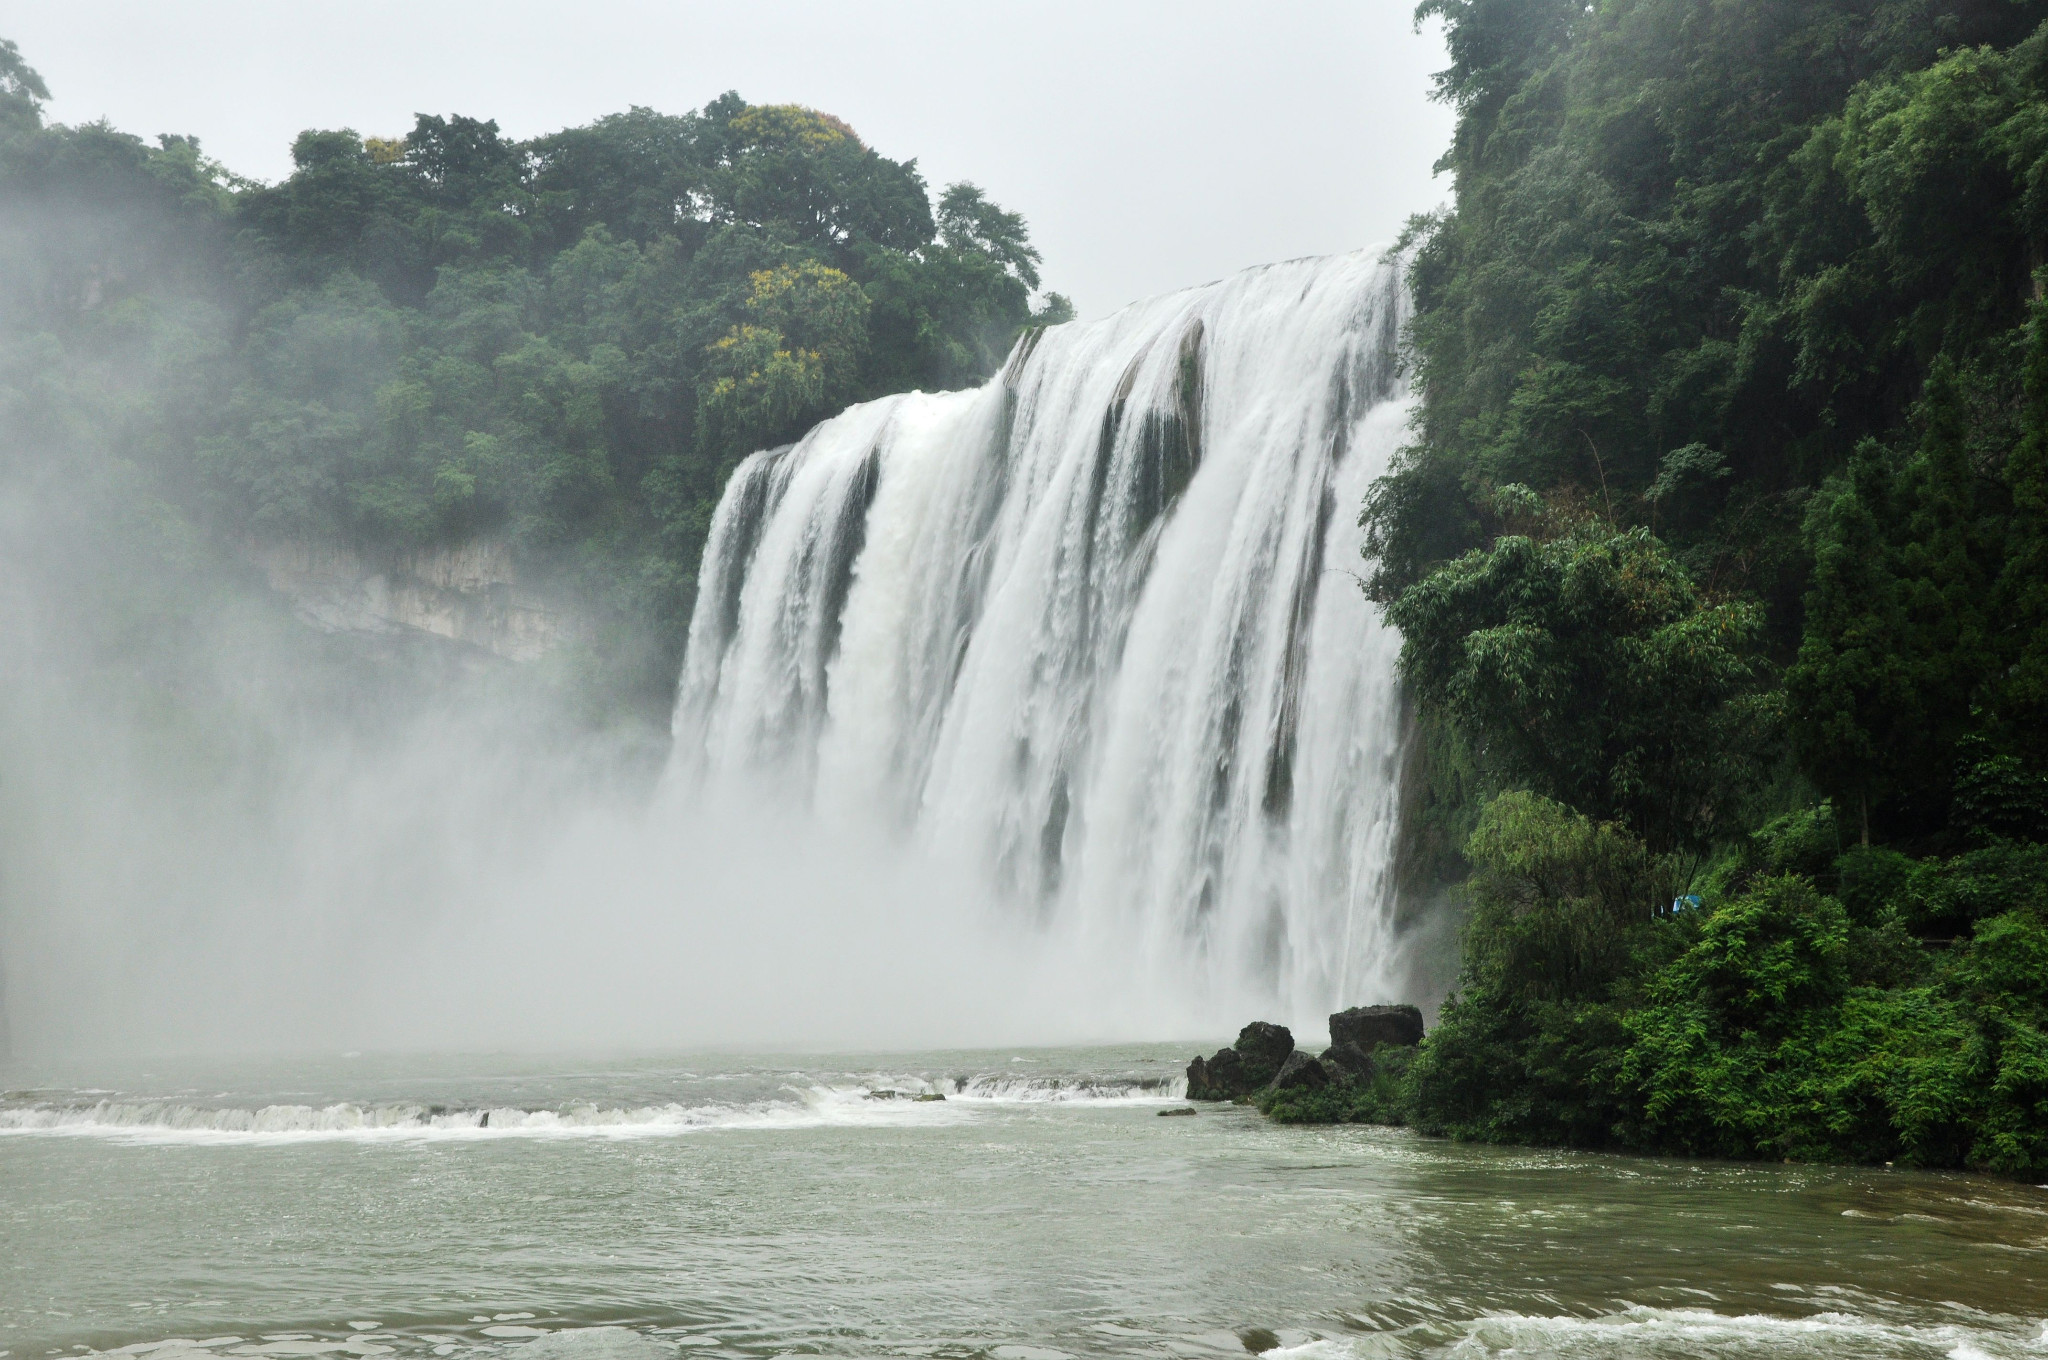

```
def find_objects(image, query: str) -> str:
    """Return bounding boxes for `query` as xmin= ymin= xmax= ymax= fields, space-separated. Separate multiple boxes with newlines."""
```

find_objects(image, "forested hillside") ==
xmin=1352 ymin=0 xmax=2048 ymax=1176
xmin=0 ymin=39 xmax=1067 ymax=720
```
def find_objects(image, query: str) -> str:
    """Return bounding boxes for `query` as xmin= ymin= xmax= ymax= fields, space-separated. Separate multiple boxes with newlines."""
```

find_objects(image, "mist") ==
xmin=0 ymin=416 xmax=1240 ymax=1059
xmin=0 ymin=622 xmax=1166 ymax=1062
xmin=0 ymin=28 xmax=1452 ymax=1062
xmin=0 ymin=504 xmax=1195 ymax=1058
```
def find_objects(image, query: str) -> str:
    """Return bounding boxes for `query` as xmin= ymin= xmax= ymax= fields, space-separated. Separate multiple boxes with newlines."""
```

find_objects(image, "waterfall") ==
xmin=670 ymin=249 xmax=1414 ymax=1029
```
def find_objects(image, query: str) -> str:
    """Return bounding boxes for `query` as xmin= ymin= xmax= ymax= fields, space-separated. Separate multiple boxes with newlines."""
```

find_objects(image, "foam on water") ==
xmin=60 ymin=1309 xmax=2048 ymax=1360
xmin=0 ymin=1073 xmax=1183 ymax=1143
xmin=1425 ymin=1305 xmax=2048 ymax=1358
xmin=1256 ymin=1305 xmax=2048 ymax=1358
xmin=949 ymin=1071 xmax=1186 ymax=1103
xmin=0 ymin=1094 xmax=945 ymax=1143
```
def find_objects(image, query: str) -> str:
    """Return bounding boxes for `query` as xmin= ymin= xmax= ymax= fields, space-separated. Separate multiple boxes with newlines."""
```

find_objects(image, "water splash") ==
xmin=671 ymin=250 xmax=1413 ymax=1029
xmin=0 ymin=1076 xmax=1182 ymax=1142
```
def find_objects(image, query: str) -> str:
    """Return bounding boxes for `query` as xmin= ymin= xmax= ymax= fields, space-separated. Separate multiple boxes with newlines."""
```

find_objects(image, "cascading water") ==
xmin=670 ymin=249 xmax=1415 ymax=1030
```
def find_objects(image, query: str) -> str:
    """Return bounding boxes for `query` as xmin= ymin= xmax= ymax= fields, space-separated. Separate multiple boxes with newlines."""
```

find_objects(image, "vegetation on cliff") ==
xmin=0 ymin=39 xmax=1067 ymax=721
xmin=1370 ymin=0 xmax=2048 ymax=1176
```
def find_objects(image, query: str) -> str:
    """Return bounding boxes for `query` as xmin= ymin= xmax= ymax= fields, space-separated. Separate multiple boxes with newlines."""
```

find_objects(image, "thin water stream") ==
xmin=4 ymin=1048 xmax=2044 ymax=1359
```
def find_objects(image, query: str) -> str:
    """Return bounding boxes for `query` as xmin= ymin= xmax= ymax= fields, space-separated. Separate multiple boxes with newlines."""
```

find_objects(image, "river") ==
xmin=5 ymin=1047 xmax=2044 ymax=1359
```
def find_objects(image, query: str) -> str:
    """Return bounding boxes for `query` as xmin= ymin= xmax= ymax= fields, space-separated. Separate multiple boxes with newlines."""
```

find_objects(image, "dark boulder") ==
xmin=1187 ymin=1020 xmax=1305 ymax=1100
xmin=1269 ymin=1050 xmax=1328 ymax=1092
xmin=1329 ymin=1004 xmax=1424 ymax=1054
xmin=1209 ymin=1046 xmax=1247 ymax=1092
xmin=1233 ymin=1021 xmax=1295 ymax=1087
xmin=1188 ymin=1045 xmax=1246 ymax=1100
xmin=1318 ymin=1040 xmax=1378 ymax=1084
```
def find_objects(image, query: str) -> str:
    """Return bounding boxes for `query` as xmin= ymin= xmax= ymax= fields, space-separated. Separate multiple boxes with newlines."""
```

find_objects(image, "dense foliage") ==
xmin=0 ymin=40 xmax=1069 ymax=719
xmin=1363 ymin=0 xmax=2048 ymax=1176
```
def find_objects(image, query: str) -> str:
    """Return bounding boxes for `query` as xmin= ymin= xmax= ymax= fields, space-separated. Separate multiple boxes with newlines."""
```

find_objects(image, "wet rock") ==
xmin=1188 ymin=1021 xmax=1298 ymax=1099
xmin=1268 ymin=1050 xmax=1328 ymax=1092
xmin=1157 ymin=1106 xmax=1197 ymax=1116
xmin=1188 ymin=1045 xmax=1245 ymax=1100
xmin=915 ymin=1092 xmax=946 ymax=1102
xmin=1237 ymin=1329 xmax=1280 ymax=1355
xmin=1232 ymin=1021 xmax=1295 ymax=1088
xmin=1318 ymin=1040 xmax=1378 ymax=1084
xmin=1329 ymin=1004 xmax=1424 ymax=1054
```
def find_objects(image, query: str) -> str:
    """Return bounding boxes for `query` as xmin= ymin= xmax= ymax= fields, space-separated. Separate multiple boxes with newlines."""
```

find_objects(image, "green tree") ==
xmin=1995 ymin=300 xmax=2048 ymax=766
xmin=1388 ymin=514 xmax=1772 ymax=854
xmin=0 ymin=36 xmax=48 ymax=137
xmin=1621 ymin=876 xmax=1856 ymax=1159
xmin=697 ymin=261 xmax=870 ymax=461
xmin=1406 ymin=791 xmax=1663 ymax=1146
xmin=1788 ymin=360 xmax=2003 ymax=841
xmin=712 ymin=103 xmax=933 ymax=255
xmin=0 ymin=39 xmax=1067 ymax=721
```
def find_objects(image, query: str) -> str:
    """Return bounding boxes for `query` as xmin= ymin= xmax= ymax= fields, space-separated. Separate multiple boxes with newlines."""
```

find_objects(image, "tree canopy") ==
xmin=1363 ymin=0 xmax=2048 ymax=1177
xmin=0 ymin=51 xmax=1074 ymax=717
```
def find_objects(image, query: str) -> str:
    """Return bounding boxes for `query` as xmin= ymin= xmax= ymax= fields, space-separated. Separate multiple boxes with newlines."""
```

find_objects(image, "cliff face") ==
xmin=250 ymin=539 xmax=572 ymax=662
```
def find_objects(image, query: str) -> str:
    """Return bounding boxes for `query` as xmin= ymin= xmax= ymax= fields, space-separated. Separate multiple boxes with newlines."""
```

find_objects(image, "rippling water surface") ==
xmin=4 ymin=1046 xmax=2045 ymax=1359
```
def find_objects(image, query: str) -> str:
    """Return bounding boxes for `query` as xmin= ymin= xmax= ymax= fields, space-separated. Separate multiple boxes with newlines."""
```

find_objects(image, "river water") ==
xmin=5 ymin=1046 xmax=2045 ymax=1359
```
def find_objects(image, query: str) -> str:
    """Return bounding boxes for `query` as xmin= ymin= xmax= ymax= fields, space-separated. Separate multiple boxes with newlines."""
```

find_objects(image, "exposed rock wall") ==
xmin=249 ymin=539 xmax=572 ymax=662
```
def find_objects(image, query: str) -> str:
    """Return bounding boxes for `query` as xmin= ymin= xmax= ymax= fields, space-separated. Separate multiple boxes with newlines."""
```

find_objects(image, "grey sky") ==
xmin=2 ymin=1 xmax=1454 ymax=318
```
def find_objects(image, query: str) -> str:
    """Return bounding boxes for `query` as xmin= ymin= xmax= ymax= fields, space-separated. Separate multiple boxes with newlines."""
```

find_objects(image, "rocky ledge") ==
xmin=1185 ymin=1005 xmax=1425 ymax=1102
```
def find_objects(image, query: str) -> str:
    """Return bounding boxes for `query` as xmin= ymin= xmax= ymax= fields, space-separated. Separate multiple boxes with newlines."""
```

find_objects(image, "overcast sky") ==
xmin=3 ymin=1 xmax=1454 ymax=317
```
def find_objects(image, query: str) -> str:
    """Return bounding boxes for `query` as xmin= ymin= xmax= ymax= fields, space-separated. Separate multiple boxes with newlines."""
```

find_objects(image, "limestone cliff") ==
xmin=249 ymin=539 xmax=573 ymax=662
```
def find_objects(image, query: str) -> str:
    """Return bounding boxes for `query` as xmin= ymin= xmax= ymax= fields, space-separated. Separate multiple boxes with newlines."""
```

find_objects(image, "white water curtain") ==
xmin=671 ymin=250 xmax=1413 ymax=1028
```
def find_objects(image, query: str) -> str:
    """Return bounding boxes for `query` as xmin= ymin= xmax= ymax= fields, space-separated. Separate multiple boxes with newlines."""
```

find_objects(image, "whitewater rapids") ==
xmin=671 ymin=250 xmax=1414 ymax=1027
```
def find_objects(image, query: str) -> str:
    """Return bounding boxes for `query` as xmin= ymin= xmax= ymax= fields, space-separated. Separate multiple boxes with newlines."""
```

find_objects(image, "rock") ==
xmin=1268 ymin=1050 xmax=1328 ymax=1092
xmin=1233 ymin=1021 xmax=1295 ymax=1087
xmin=1237 ymin=1329 xmax=1281 ymax=1355
xmin=1157 ymin=1106 xmax=1197 ymax=1116
xmin=915 ymin=1092 xmax=946 ymax=1102
xmin=1318 ymin=1040 xmax=1378 ymax=1083
xmin=1190 ymin=1045 xmax=1246 ymax=1099
xmin=1329 ymin=1004 xmax=1424 ymax=1054
xmin=1187 ymin=1019 xmax=1308 ymax=1100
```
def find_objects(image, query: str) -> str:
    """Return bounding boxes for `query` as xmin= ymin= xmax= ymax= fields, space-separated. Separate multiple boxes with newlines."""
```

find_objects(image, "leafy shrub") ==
xmin=1257 ymin=1048 xmax=1415 ymax=1125
xmin=1400 ymin=792 xmax=1673 ymax=1146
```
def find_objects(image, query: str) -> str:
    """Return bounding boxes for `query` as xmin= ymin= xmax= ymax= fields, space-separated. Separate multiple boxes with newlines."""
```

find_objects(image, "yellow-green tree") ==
xmin=697 ymin=261 xmax=870 ymax=460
